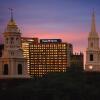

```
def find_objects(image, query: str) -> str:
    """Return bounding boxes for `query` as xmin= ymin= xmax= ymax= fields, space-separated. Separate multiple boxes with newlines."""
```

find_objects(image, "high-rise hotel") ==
xmin=21 ymin=37 xmax=38 ymax=74
xmin=28 ymin=39 xmax=73 ymax=77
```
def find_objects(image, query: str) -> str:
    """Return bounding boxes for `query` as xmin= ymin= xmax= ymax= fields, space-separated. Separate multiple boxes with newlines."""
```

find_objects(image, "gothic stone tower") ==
xmin=85 ymin=10 xmax=100 ymax=71
xmin=0 ymin=10 xmax=29 ymax=78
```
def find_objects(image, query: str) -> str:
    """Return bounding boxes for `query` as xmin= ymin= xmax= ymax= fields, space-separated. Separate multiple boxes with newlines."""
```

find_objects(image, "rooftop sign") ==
xmin=40 ymin=39 xmax=62 ymax=43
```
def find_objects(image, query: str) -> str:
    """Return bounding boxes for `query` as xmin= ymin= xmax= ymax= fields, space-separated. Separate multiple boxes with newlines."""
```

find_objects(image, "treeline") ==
xmin=0 ymin=71 xmax=100 ymax=100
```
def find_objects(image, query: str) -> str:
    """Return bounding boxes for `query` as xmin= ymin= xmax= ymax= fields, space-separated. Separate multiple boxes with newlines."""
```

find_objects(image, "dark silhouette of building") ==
xmin=70 ymin=53 xmax=84 ymax=71
xmin=0 ymin=44 xmax=4 ymax=57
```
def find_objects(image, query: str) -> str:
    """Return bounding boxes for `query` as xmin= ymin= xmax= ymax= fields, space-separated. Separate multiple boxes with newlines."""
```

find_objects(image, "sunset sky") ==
xmin=0 ymin=0 xmax=100 ymax=53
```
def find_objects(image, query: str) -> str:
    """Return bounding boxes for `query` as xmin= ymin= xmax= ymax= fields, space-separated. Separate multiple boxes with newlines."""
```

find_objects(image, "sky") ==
xmin=0 ymin=0 xmax=100 ymax=54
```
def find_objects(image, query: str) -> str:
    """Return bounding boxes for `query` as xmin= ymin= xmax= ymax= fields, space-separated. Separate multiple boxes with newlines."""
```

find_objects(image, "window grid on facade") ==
xmin=29 ymin=42 xmax=71 ymax=77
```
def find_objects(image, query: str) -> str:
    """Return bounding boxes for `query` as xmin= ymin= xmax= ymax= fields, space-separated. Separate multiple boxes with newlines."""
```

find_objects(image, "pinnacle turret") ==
xmin=5 ymin=8 xmax=20 ymax=33
xmin=88 ymin=10 xmax=99 ymax=38
xmin=91 ymin=9 xmax=96 ymax=33
xmin=7 ymin=8 xmax=16 ymax=26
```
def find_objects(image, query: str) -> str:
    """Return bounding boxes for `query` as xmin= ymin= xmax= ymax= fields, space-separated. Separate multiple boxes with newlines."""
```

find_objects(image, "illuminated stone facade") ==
xmin=85 ymin=11 xmax=100 ymax=71
xmin=0 ymin=11 xmax=29 ymax=78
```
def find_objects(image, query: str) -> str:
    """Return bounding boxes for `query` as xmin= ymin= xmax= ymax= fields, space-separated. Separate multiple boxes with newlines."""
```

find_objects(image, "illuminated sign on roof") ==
xmin=40 ymin=39 xmax=62 ymax=43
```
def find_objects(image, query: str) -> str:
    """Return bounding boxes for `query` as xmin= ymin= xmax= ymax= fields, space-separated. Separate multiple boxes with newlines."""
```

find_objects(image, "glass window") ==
xmin=3 ymin=64 xmax=8 ymax=75
xmin=6 ymin=38 xmax=8 ymax=44
xmin=18 ymin=64 xmax=22 ymax=75
xmin=90 ymin=54 xmax=93 ymax=61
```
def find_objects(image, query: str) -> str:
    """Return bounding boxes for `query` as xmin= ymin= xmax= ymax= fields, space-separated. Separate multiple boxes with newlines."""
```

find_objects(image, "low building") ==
xmin=70 ymin=53 xmax=84 ymax=71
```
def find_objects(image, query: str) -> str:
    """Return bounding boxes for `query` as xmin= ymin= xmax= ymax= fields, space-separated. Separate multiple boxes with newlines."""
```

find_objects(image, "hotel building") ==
xmin=21 ymin=37 xmax=38 ymax=74
xmin=29 ymin=39 xmax=73 ymax=77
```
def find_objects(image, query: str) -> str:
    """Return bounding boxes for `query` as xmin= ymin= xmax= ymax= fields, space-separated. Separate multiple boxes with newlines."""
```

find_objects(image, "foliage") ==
xmin=0 ymin=71 xmax=100 ymax=100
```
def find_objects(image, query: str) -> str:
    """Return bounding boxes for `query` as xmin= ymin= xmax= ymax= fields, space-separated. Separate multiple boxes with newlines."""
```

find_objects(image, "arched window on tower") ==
xmin=18 ymin=64 xmax=22 ymax=75
xmin=16 ymin=37 xmax=19 ymax=45
xmin=16 ymin=38 xmax=19 ymax=40
xmin=6 ymin=38 xmax=8 ymax=44
xmin=11 ymin=37 xmax=14 ymax=44
xmin=90 ymin=54 xmax=93 ymax=61
xmin=91 ymin=42 xmax=93 ymax=48
xmin=3 ymin=64 xmax=8 ymax=75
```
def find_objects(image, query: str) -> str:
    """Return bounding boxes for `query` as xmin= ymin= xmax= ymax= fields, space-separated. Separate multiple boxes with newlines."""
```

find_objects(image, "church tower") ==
xmin=85 ymin=10 xmax=100 ymax=71
xmin=0 ymin=9 xmax=29 ymax=78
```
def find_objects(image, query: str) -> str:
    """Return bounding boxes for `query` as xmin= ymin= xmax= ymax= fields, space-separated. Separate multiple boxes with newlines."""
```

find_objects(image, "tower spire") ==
xmin=9 ymin=8 xmax=13 ymax=21
xmin=7 ymin=8 xmax=17 ymax=26
xmin=6 ymin=8 xmax=19 ymax=32
xmin=91 ymin=9 xmax=96 ymax=33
